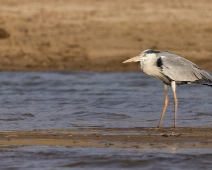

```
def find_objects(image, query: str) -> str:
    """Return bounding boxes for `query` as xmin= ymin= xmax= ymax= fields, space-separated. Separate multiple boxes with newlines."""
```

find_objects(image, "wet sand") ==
xmin=0 ymin=0 xmax=212 ymax=71
xmin=1 ymin=128 xmax=212 ymax=148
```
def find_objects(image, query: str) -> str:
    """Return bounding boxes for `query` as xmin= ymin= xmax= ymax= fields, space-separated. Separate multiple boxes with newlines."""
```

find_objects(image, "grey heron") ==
xmin=123 ymin=49 xmax=212 ymax=128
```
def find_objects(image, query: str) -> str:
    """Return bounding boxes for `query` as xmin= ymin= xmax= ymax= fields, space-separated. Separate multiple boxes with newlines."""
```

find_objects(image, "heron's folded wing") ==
xmin=160 ymin=56 xmax=203 ymax=82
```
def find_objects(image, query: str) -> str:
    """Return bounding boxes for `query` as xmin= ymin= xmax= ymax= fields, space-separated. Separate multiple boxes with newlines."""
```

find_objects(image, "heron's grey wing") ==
xmin=159 ymin=55 xmax=207 ymax=82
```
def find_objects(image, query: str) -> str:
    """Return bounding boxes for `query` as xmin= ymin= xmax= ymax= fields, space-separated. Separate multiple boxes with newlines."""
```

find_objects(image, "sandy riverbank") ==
xmin=0 ymin=0 xmax=212 ymax=72
xmin=1 ymin=127 xmax=212 ymax=148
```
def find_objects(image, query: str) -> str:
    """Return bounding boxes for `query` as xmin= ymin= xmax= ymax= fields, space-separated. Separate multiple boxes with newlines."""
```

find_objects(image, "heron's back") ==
xmin=156 ymin=51 xmax=212 ymax=86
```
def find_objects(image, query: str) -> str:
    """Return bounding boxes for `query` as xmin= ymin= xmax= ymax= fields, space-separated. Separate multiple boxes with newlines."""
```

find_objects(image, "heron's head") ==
xmin=123 ymin=49 xmax=159 ymax=63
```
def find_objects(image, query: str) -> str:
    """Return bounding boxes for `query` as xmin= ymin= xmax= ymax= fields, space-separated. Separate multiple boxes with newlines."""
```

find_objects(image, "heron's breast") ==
xmin=140 ymin=60 xmax=160 ymax=76
xmin=140 ymin=62 xmax=170 ymax=84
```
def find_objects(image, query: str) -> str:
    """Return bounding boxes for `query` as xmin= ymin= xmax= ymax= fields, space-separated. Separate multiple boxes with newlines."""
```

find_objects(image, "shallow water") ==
xmin=0 ymin=71 xmax=212 ymax=130
xmin=0 ymin=71 xmax=212 ymax=169
xmin=1 ymin=146 xmax=212 ymax=170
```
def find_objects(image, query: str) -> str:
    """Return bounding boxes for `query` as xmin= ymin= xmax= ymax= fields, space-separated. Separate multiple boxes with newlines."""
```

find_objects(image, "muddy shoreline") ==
xmin=0 ymin=0 xmax=212 ymax=72
xmin=1 ymin=127 xmax=212 ymax=148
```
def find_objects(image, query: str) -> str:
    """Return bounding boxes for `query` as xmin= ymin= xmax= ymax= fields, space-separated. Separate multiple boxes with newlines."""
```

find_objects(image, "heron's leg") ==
xmin=157 ymin=83 xmax=169 ymax=128
xmin=171 ymin=81 xmax=178 ymax=128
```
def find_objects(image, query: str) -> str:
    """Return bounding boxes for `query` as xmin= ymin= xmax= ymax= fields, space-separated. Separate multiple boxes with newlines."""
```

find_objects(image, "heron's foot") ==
xmin=162 ymin=132 xmax=181 ymax=137
xmin=156 ymin=127 xmax=162 ymax=131
xmin=157 ymin=124 xmax=162 ymax=129
xmin=160 ymin=127 xmax=181 ymax=137
xmin=172 ymin=126 xmax=177 ymax=131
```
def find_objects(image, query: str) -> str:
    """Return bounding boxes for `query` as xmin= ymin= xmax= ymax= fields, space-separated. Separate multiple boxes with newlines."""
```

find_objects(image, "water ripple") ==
xmin=0 ymin=71 xmax=211 ymax=130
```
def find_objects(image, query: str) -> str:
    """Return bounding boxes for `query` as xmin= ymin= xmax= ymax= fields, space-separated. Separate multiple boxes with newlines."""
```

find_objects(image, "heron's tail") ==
xmin=194 ymin=70 xmax=212 ymax=87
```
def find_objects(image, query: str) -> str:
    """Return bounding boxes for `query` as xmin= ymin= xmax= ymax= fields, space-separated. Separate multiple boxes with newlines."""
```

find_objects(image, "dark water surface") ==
xmin=0 ymin=71 xmax=212 ymax=130
xmin=0 ymin=71 xmax=212 ymax=169
xmin=2 ymin=146 xmax=212 ymax=170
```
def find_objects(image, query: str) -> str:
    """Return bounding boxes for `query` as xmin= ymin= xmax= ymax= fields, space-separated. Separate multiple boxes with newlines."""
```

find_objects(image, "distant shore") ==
xmin=0 ymin=0 xmax=212 ymax=72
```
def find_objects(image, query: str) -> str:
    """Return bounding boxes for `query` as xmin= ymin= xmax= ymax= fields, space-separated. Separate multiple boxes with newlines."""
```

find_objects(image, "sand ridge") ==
xmin=1 ymin=127 xmax=212 ymax=148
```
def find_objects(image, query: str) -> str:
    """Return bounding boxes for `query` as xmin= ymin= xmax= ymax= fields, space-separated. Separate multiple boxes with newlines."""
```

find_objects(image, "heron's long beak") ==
xmin=122 ymin=55 xmax=142 ymax=63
